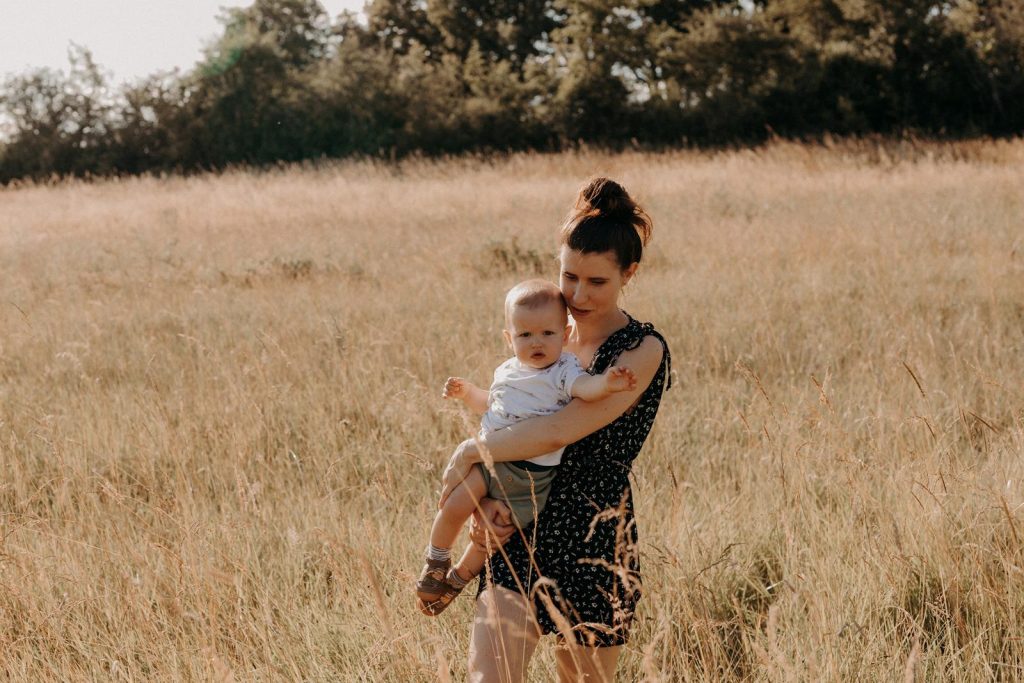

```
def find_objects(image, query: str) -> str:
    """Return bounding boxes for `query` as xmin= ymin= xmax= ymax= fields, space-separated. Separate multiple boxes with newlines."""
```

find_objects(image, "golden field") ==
xmin=1 ymin=140 xmax=1023 ymax=681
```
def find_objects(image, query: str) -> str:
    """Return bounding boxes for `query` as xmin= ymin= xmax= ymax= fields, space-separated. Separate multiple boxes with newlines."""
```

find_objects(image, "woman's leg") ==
xmin=468 ymin=586 xmax=541 ymax=683
xmin=554 ymin=643 xmax=621 ymax=683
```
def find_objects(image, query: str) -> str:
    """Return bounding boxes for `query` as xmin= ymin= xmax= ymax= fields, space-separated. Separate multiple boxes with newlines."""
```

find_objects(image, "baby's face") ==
xmin=504 ymin=302 xmax=568 ymax=369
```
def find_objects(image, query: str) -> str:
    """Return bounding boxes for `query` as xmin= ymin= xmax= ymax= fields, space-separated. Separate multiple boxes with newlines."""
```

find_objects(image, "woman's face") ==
xmin=558 ymin=246 xmax=637 ymax=321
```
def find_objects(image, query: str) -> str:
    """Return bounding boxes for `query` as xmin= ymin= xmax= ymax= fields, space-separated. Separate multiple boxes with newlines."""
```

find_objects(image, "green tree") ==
xmin=364 ymin=0 xmax=443 ymax=55
xmin=963 ymin=0 xmax=1024 ymax=132
xmin=4 ymin=0 xmax=1024 ymax=181
xmin=110 ymin=73 xmax=191 ymax=173
xmin=0 ymin=45 xmax=116 ymax=180
xmin=219 ymin=0 xmax=331 ymax=67
xmin=542 ymin=0 xmax=647 ymax=141
xmin=185 ymin=0 xmax=332 ymax=165
xmin=425 ymin=0 xmax=559 ymax=67
xmin=305 ymin=34 xmax=404 ymax=155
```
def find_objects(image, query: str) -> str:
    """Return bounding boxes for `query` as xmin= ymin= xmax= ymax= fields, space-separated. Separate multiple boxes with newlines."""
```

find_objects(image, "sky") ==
xmin=0 ymin=1 xmax=366 ymax=84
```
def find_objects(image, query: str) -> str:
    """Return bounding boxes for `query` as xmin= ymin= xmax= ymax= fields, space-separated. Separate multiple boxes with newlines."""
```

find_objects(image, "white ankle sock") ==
xmin=427 ymin=544 xmax=451 ymax=562
xmin=447 ymin=569 xmax=469 ymax=589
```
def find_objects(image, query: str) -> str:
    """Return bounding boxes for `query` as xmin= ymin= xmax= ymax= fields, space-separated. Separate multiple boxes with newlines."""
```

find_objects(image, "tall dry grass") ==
xmin=1 ymin=139 xmax=1023 ymax=680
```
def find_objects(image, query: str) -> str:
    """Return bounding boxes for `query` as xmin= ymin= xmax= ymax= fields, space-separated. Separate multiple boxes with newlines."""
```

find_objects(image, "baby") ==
xmin=416 ymin=279 xmax=636 ymax=616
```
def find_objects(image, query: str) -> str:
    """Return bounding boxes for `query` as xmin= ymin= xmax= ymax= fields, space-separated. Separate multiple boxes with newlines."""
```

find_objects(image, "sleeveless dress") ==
xmin=480 ymin=314 xmax=672 ymax=647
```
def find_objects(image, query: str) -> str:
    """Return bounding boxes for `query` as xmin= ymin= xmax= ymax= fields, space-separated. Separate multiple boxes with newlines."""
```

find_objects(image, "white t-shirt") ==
xmin=480 ymin=352 xmax=588 ymax=467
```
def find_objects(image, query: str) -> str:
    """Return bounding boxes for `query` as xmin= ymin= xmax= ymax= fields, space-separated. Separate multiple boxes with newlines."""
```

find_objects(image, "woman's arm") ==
xmin=483 ymin=337 xmax=663 ymax=459
xmin=439 ymin=337 xmax=664 ymax=507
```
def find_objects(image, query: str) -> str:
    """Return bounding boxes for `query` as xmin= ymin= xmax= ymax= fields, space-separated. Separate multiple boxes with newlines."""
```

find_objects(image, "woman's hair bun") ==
xmin=575 ymin=177 xmax=634 ymax=221
xmin=561 ymin=177 xmax=653 ymax=270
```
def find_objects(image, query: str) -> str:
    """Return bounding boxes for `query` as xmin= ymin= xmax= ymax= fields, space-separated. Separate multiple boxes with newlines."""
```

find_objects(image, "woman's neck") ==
xmin=570 ymin=307 xmax=629 ymax=346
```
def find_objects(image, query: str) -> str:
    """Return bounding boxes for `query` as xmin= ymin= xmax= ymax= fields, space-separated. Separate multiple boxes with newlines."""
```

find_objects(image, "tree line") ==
xmin=2 ymin=0 xmax=1022 ymax=181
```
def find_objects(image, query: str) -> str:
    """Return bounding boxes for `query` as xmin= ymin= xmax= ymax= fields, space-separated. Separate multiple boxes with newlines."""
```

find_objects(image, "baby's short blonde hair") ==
xmin=504 ymin=279 xmax=567 ymax=327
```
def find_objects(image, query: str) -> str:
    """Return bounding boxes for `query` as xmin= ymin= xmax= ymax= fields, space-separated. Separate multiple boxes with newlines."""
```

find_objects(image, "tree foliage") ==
xmin=2 ymin=0 xmax=1023 ymax=180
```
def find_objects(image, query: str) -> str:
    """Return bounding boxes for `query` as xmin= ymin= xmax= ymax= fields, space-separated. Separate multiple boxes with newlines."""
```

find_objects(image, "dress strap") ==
xmin=598 ymin=317 xmax=672 ymax=390
xmin=625 ymin=322 xmax=672 ymax=390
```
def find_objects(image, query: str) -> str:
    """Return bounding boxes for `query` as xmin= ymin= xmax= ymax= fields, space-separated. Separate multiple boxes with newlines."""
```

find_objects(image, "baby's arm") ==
xmin=570 ymin=365 xmax=637 ymax=402
xmin=443 ymin=377 xmax=490 ymax=415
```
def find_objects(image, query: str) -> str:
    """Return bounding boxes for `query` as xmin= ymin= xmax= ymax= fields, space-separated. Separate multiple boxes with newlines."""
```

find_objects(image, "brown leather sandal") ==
xmin=415 ymin=559 xmax=464 ymax=616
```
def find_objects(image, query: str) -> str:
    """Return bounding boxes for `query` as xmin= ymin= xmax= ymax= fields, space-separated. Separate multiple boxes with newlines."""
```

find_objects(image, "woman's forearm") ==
xmin=473 ymin=415 xmax=565 ymax=464
xmin=464 ymin=337 xmax=665 ymax=466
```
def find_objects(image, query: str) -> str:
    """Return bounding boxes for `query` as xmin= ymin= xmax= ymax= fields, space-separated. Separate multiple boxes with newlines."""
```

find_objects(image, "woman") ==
xmin=439 ymin=177 xmax=672 ymax=682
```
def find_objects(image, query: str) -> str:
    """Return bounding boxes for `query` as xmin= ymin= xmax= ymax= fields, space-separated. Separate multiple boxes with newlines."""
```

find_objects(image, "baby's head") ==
xmin=503 ymin=279 xmax=569 ymax=369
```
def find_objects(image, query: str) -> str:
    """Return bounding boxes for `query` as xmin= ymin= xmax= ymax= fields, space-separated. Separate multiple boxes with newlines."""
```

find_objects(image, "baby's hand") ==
xmin=443 ymin=376 xmax=469 ymax=400
xmin=604 ymin=365 xmax=637 ymax=393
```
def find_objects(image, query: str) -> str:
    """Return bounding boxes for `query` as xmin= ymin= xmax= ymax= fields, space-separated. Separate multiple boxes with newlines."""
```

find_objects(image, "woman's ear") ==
xmin=622 ymin=262 xmax=639 ymax=286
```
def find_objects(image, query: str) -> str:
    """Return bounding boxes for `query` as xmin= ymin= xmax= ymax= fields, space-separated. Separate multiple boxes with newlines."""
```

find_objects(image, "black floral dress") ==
xmin=480 ymin=314 xmax=671 ymax=647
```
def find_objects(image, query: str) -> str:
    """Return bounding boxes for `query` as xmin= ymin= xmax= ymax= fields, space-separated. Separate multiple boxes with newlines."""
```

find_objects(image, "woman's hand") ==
xmin=468 ymin=498 xmax=516 ymax=551
xmin=438 ymin=438 xmax=479 ymax=509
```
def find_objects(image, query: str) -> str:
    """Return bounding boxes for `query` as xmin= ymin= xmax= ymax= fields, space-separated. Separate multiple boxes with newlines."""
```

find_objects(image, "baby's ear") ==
xmin=503 ymin=329 xmax=513 ymax=348
xmin=563 ymin=324 xmax=570 ymax=344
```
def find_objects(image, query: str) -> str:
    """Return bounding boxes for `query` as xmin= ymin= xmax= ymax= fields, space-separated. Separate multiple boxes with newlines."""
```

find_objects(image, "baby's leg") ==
xmin=451 ymin=491 xmax=516 ymax=585
xmin=429 ymin=464 xmax=488 ymax=551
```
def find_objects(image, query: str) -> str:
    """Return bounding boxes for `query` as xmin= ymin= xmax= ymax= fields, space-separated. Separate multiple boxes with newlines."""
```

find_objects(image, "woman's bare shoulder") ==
xmin=614 ymin=335 xmax=664 ymax=378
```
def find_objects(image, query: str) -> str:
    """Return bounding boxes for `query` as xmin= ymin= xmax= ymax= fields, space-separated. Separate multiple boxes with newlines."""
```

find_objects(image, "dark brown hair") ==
xmin=560 ymin=177 xmax=653 ymax=270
